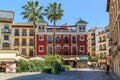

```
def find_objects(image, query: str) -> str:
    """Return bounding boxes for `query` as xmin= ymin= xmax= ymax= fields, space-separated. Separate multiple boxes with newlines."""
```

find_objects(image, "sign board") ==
xmin=0 ymin=10 xmax=14 ymax=22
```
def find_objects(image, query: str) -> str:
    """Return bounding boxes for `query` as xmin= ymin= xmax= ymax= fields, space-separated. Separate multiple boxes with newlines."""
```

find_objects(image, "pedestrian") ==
xmin=106 ymin=63 xmax=110 ymax=74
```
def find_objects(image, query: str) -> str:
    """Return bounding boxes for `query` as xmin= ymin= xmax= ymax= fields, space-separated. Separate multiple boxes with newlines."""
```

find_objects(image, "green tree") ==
xmin=45 ymin=54 xmax=62 ymax=66
xmin=44 ymin=2 xmax=64 ymax=55
xmin=21 ymin=0 xmax=43 ymax=57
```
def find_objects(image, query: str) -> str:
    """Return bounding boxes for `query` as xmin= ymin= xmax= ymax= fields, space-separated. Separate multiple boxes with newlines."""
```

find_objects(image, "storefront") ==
xmin=0 ymin=50 xmax=29 ymax=73
xmin=79 ymin=56 xmax=89 ymax=68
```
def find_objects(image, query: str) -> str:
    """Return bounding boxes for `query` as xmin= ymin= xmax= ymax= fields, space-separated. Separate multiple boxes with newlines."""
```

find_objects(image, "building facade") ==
xmin=0 ymin=9 xmax=89 ymax=69
xmin=97 ymin=27 xmax=111 ymax=67
xmin=87 ymin=27 xmax=97 ymax=56
xmin=36 ymin=19 xmax=88 ymax=67
xmin=0 ymin=10 xmax=29 ymax=73
xmin=107 ymin=0 xmax=120 ymax=76
xmin=0 ymin=10 xmax=14 ymax=50
xmin=11 ymin=23 xmax=34 ymax=57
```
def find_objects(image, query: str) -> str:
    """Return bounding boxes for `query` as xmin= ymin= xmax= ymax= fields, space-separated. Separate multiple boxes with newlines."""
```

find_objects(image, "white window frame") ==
xmin=47 ymin=46 xmax=53 ymax=54
xmin=64 ymin=35 xmax=69 ymax=43
xmin=39 ymin=45 xmax=44 ymax=52
xmin=55 ymin=35 xmax=61 ymax=43
xmin=80 ymin=45 xmax=85 ymax=52
xmin=71 ymin=35 xmax=77 ymax=44
xmin=39 ymin=35 xmax=44 ymax=41
xmin=80 ymin=35 xmax=84 ymax=41
xmin=71 ymin=46 xmax=77 ymax=55
xmin=55 ymin=46 xmax=61 ymax=54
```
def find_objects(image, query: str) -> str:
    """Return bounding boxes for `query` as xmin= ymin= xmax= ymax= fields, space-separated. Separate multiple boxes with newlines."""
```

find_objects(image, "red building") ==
xmin=36 ymin=19 xmax=88 ymax=67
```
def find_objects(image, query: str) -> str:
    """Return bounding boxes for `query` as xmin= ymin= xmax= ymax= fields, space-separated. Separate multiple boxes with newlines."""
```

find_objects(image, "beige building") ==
xmin=0 ymin=10 xmax=14 ymax=50
xmin=11 ymin=23 xmax=34 ymax=57
xmin=97 ymin=27 xmax=111 ymax=67
xmin=107 ymin=0 xmax=120 ymax=76
xmin=11 ymin=21 xmax=47 ymax=57
xmin=87 ymin=27 xmax=97 ymax=56
xmin=0 ymin=10 xmax=29 ymax=73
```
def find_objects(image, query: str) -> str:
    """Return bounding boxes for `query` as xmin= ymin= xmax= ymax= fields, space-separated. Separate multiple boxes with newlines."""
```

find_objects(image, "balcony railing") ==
xmin=99 ymin=48 xmax=102 ymax=51
xmin=2 ymin=29 xmax=11 ymax=33
xmin=38 ymin=30 xmax=78 ymax=33
xmin=14 ymin=42 xmax=19 ymax=46
xmin=29 ymin=32 xmax=34 ymax=36
xmin=22 ymin=43 xmax=26 ymax=46
xmin=64 ymin=40 xmax=69 ymax=44
xmin=102 ymin=39 xmax=106 ymax=42
xmin=56 ymin=40 xmax=61 ymax=44
xmin=29 ymin=42 xmax=34 ymax=46
xmin=72 ymin=51 xmax=77 ymax=55
xmin=72 ymin=40 xmax=76 ymax=44
xmin=29 ymin=41 xmax=34 ymax=46
xmin=99 ymin=40 xmax=102 ymax=43
xmin=102 ymin=48 xmax=106 ymax=50
xmin=64 ymin=52 xmax=69 ymax=55
xmin=47 ymin=40 xmax=52 ymax=44
xmin=22 ymin=32 xmax=27 ymax=36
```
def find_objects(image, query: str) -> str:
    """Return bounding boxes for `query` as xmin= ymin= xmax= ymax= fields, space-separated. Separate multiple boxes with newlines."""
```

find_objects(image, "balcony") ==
xmin=91 ymin=37 xmax=95 ymax=40
xmin=91 ymin=33 xmax=95 ymax=35
xmin=72 ymin=41 xmax=76 ymax=44
xmin=92 ymin=42 xmax=95 ymax=45
xmin=45 ymin=30 xmax=77 ymax=33
xmin=14 ymin=42 xmax=19 ymax=46
xmin=47 ymin=40 xmax=52 ymax=44
xmin=29 ymin=42 xmax=34 ymax=46
xmin=102 ymin=48 xmax=106 ymax=50
xmin=22 ymin=43 xmax=26 ymax=46
xmin=102 ymin=39 xmax=106 ymax=42
xmin=22 ymin=32 xmax=27 ymax=36
xmin=99 ymin=40 xmax=102 ymax=43
xmin=56 ymin=40 xmax=61 ymax=44
xmin=92 ymin=48 xmax=95 ymax=50
xmin=72 ymin=51 xmax=77 ymax=55
xmin=2 ymin=29 xmax=11 ymax=34
xmin=29 ymin=32 xmax=34 ymax=36
xmin=99 ymin=48 xmax=102 ymax=51
xmin=64 ymin=40 xmax=69 ymax=44
xmin=64 ymin=52 xmax=69 ymax=55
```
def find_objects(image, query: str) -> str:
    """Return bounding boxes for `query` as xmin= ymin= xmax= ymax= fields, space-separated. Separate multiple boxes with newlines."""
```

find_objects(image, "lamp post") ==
xmin=75 ymin=57 xmax=77 ymax=71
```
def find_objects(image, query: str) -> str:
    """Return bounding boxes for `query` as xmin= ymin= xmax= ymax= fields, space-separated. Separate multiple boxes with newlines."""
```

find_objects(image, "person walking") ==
xmin=106 ymin=63 xmax=110 ymax=74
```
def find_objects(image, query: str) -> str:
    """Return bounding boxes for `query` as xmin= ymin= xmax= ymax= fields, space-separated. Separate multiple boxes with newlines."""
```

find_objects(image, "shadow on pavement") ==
xmin=8 ymin=70 xmax=120 ymax=80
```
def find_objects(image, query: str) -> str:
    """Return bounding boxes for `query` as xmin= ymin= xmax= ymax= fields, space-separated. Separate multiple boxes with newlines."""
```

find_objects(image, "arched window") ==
xmin=72 ymin=36 xmax=76 ymax=44
xmin=48 ymin=36 xmax=52 ymax=43
xmin=56 ymin=47 xmax=60 ymax=54
xmin=72 ymin=47 xmax=76 ymax=55
xmin=56 ymin=36 xmax=60 ymax=43
xmin=38 ymin=26 xmax=41 ymax=32
xmin=42 ymin=26 xmax=44 ymax=30
xmin=64 ymin=36 xmax=68 ymax=43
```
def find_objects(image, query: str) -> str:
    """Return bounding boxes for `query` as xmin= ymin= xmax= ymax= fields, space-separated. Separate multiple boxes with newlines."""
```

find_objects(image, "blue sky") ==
xmin=0 ymin=0 xmax=109 ymax=30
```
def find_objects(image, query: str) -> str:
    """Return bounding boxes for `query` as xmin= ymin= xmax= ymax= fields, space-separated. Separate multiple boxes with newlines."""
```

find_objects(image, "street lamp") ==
xmin=75 ymin=57 xmax=77 ymax=71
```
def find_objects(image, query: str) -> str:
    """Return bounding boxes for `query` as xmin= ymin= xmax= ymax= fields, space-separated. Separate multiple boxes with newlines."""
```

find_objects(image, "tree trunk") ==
xmin=53 ymin=17 xmax=56 ymax=55
xmin=33 ymin=20 xmax=36 ymax=57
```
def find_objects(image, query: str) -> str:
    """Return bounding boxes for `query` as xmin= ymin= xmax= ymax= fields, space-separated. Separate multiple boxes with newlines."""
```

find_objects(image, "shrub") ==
xmin=63 ymin=65 xmax=72 ymax=70
xmin=17 ymin=59 xmax=46 ymax=72
xmin=16 ymin=67 xmax=22 ymax=73
xmin=45 ymin=54 xmax=62 ymax=66
xmin=42 ymin=67 xmax=51 ymax=73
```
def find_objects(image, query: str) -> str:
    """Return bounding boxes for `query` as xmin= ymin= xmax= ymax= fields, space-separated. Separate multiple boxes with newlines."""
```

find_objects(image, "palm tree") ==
xmin=21 ymin=0 xmax=43 ymax=57
xmin=44 ymin=2 xmax=64 ymax=55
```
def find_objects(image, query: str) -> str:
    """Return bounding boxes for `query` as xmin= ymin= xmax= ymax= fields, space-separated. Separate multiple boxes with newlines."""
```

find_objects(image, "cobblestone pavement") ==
xmin=0 ymin=69 xmax=120 ymax=80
